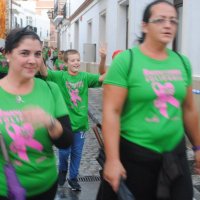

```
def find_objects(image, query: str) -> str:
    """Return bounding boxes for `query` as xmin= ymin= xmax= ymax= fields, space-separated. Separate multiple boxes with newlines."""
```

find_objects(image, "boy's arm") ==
xmin=98 ymin=46 xmax=107 ymax=75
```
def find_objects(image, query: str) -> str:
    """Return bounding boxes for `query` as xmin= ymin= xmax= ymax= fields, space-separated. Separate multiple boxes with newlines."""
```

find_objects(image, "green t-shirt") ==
xmin=0 ymin=54 xmax=8 ymax=74
xmin=53 ymin=49 xmax=58 ymax=57
xmin=0 ymin=78 xmax=68 ymax=197
xmin=47 ymin=70 xmax=101 ymax=132
xmin=54 ymin=59 xmax=67 ymax=71
xmin=42 ymin=47 xmax=49 ymax=61
xmin=104 ymin=46 xmax=192 ymax=153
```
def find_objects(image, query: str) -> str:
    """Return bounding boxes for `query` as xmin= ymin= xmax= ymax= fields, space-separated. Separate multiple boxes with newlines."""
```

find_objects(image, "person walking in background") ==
xmin=111 ymin=50 xmax=123 ymax=60
xmin=0 ymin=27 xmax=73 ymax=200
xmin=51 ymin=47 xmax=58 ymax=65
xmin=42 ymin=46 xmax=49 ymax=65
xmin=100 ymin=1 xmax=200 ymax=200
xmin=0 ymin=47 xmax=8 ymax=78
xmin=54 ymin=50 xmax=67 ymax=71
xmin=40 ymin=48 xmax=106 ymax=191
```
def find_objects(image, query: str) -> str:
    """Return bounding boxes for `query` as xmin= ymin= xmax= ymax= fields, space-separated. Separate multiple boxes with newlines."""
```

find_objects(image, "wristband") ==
xmin=47 ymin=116 xmax=56 ymax=131
xmin=192 ymin=146 xmax=200 ymax=151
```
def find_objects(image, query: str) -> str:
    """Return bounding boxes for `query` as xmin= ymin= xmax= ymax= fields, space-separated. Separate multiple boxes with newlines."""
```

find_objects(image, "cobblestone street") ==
xmin=55 ymin=88 xmax=200 ymax=200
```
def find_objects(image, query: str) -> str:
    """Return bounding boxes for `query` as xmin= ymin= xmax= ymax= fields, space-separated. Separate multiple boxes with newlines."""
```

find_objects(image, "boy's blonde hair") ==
xmin=63 ymin=49 xmax=80 ymax=63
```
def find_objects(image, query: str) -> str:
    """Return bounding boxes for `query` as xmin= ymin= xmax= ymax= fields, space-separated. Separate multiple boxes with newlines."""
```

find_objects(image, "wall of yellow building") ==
xmin=0 ymin=0 xmax=6 ymax=39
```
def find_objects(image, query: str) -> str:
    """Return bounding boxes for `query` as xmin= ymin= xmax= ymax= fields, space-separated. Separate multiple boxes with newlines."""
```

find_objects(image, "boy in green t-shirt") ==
xmin=40 ymin=48 xmax=106 ymax=191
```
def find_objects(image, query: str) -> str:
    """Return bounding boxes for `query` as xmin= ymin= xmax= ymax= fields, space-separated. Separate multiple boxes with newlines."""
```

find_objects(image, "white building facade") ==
xmin=11 ymin=0 xmax=50 ymax=46
xmin=58 ymin=0 xmax=200 ymax=77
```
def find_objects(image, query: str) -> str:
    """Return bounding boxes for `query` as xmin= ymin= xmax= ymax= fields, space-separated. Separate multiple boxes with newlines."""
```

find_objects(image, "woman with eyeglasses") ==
xmin=99 ymin=1 xmax=200 ymax=200
xmin=0 ymin=27 xmax=73 ymax=200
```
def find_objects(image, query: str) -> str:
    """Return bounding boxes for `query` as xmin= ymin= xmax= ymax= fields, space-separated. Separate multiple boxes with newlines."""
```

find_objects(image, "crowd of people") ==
xmin=0 ymin=0 xmax=200 ymax=200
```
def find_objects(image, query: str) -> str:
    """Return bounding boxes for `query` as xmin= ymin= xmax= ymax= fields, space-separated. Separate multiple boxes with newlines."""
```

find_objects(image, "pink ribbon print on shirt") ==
xmin=6 ymin=123 xmax=43 ymax=161
xmin=59 ymin=64 xmax=64 ymax=70
xmin=70 ymin=89 xmax=82 ymax=107
xmin=152 ymin=82 xmax=179 ymax=118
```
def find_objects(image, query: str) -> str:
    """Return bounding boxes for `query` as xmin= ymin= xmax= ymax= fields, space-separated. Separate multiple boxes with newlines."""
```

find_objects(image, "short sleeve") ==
xmin=86 ymin=73 xmax=102 ymax=87
xmin=104 ymin=50 xmax=131 ymax=88
xmin=47 ymin=70 xmax=62 ymax=81
xmin=181 ymin=55 xmax=192 ymax=86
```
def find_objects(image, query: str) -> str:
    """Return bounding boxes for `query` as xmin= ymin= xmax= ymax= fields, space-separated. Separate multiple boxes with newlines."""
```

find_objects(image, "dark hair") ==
xmin=63 ymin=49 xmax=80 ymax=63
xmin=0 ymin=47 xmax=5 ymax=53
xmin=138 ymin=0 xmax=176 ymax=43
xmin=5 ymin=26 xmax=42 ymax=53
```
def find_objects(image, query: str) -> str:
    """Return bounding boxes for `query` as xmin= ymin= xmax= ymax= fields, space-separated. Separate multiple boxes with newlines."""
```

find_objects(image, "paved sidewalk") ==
xmin=55 ymin=88 xmax=200 ymax=200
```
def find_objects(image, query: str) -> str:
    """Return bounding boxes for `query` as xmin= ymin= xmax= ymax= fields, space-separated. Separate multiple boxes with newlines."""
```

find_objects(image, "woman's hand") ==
xmin=21 ymin=106 xmax=52 ymax=129
xmin=103 ymin=159 xmax=127 ymax=192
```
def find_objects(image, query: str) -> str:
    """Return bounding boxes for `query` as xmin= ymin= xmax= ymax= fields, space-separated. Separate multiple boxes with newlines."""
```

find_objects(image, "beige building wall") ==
xmin=36 ymin=0 xmax=54 ymax=15
xmin=35 ymin=0 xmax=56 ymax=47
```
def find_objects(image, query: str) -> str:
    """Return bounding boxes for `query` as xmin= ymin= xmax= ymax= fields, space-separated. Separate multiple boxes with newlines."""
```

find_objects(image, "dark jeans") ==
xmin=97 ymin=137 xmax=193 ymax=200
xmin=0 ymin=179 xmax=58 ymax=200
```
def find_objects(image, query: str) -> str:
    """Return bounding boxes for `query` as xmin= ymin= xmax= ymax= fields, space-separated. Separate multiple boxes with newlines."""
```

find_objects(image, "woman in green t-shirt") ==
xmin=0 ymin=26 xmax=73 ymax=200
xmin=0 ymin=48 xmax=8 ymax=78
xmin=53 ymin=51 xmax=67 ymax=71
xmin=100 ymin=1 xmax=200 ymax=200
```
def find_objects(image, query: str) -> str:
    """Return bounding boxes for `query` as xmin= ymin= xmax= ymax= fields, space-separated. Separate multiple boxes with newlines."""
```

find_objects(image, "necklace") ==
xmin=4 ymin=77 xmax=30 ymax=104
xmin=16 ymin=95 xmax=24 ymax=103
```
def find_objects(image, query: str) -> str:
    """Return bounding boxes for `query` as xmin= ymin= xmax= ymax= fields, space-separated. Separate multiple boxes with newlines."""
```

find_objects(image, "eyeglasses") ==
xmin=148 ymin=18 xmax=179 ymax=26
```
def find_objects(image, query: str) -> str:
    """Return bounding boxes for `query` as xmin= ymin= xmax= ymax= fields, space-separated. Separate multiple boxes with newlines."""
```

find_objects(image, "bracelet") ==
xmin=47 ymin=116 xmax=56 ymax=131
xmin=192 ymin=146 xmax=200 ymax=151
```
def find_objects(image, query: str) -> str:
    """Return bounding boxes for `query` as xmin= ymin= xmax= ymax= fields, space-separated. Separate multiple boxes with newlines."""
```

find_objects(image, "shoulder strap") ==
xmin=174 ymin=51 xmax=189 ymax=77
xmin=128 ymin=48 xmax=133 ymax=76
xmin=46 ymin=81 xmax=55 ymax=102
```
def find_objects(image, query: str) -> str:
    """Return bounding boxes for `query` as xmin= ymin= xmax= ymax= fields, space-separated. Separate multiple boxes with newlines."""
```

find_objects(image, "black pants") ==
xmin=97 ymin=137 xmax=193 ymax=200
xmin=0 ymin=180 xmax=58 ymax=200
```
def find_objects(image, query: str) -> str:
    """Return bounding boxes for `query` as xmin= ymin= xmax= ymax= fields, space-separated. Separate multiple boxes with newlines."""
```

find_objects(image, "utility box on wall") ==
xmin=83 ymin=43 xmax=96 ymax=62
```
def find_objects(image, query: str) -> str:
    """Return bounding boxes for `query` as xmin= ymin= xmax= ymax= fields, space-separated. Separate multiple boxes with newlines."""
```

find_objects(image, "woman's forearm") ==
xmin=103 ymin=111 xmax=121 ymax=161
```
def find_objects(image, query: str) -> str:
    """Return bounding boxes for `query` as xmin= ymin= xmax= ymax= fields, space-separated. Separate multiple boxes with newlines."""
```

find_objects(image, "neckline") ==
xmin=137 ymin=45 xmax=170 ymax=63
xmin=0 ymin=78 xmax=36 ymax=100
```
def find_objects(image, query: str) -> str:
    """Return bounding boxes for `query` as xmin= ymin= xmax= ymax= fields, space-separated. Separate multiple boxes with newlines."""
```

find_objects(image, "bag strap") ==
xmin=0 ymin=133 xmax=10 ymax=163
xmin=92 ymin=125 xmax=104 ymax=148
xmin=46 ymin=81 xmax=56 ymax=103
xmin=127 ymin=49 xmax=188 ymax=78
xmin=127 ymin=48 xmax=133 ymax=76
xmin=174 ymin=51 xmax=189 ymax=77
